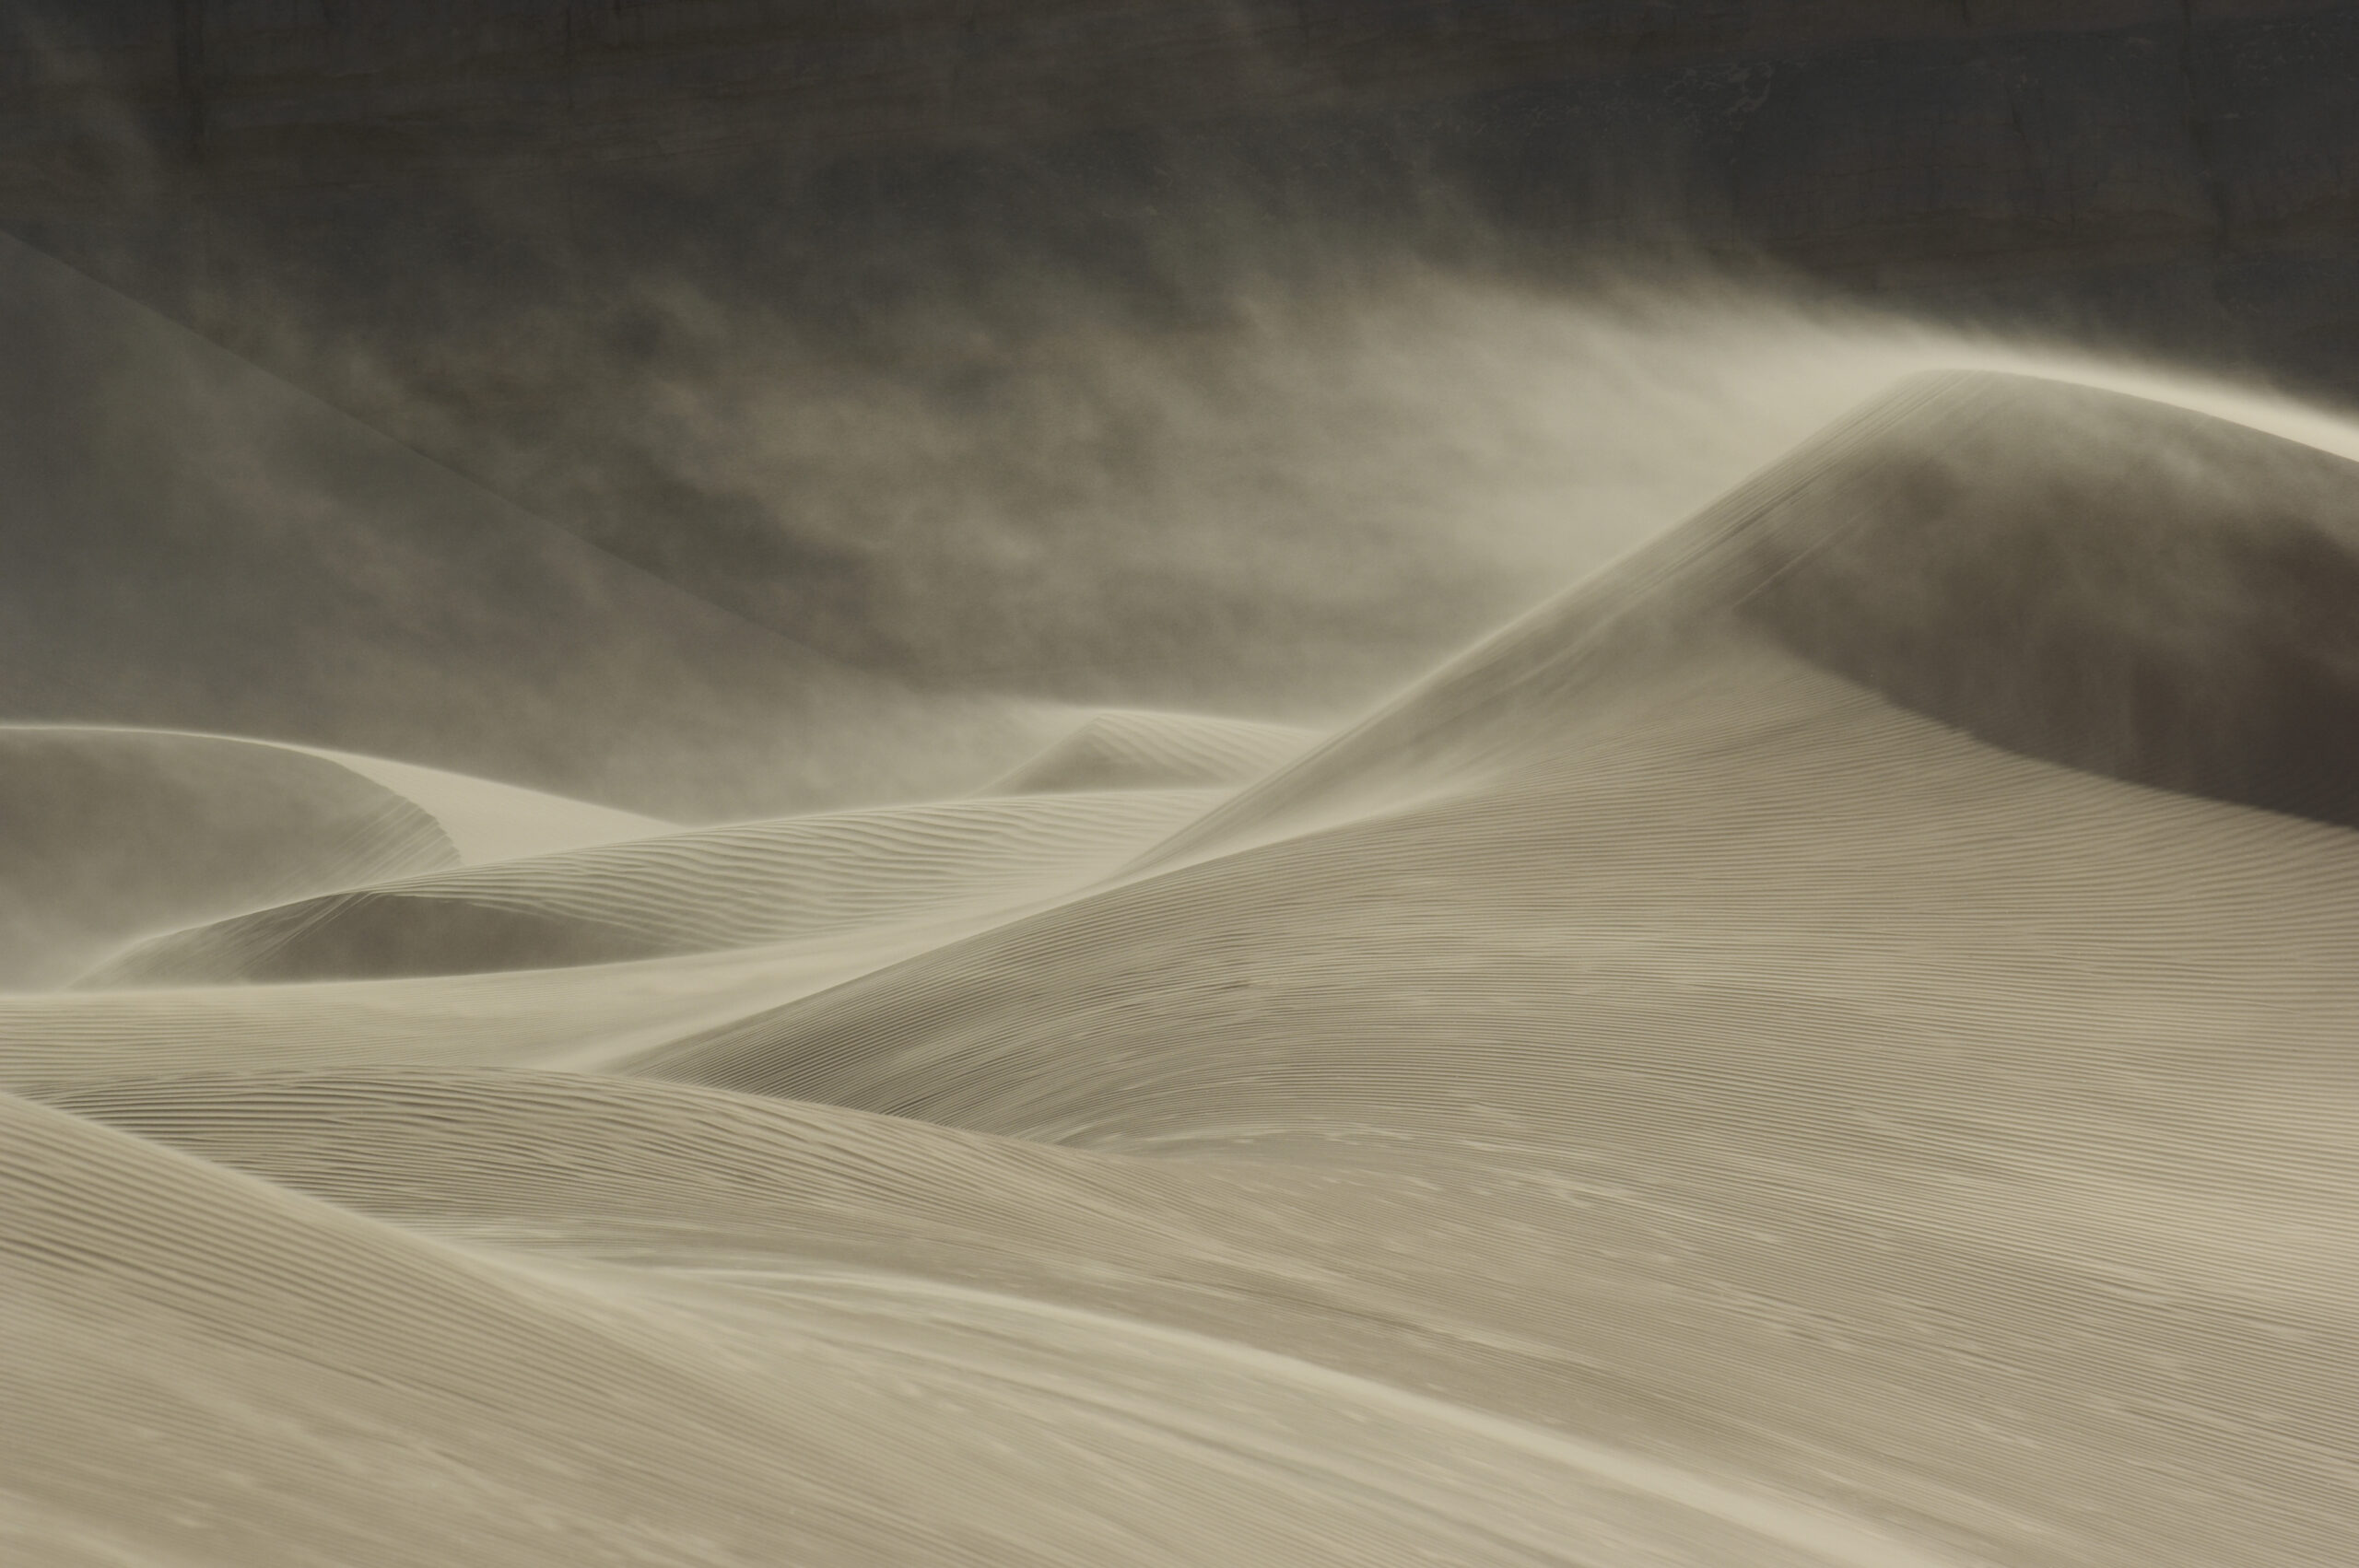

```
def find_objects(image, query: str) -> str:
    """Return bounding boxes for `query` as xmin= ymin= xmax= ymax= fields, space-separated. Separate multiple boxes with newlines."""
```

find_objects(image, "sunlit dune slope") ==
xmin=1 ymin=1081 xmax=1919 ymax=1568
xmin=0 ymin=727 xmax=455 ymax=988
xmin=88 ymin=789 xmax=1220 ymax=986
xmin=979 ymin=709 xmax=1319 ymax=794
xmin=291 ymin=746 xmax=675 ymax=862
xmin=0 ymin=940 xmax=943 ymax=1093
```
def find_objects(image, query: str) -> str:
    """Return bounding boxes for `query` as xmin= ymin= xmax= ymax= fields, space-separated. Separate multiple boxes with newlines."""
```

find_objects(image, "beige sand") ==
xmin=980 ymin=709 xmax=1320 ymax=795
xmin=6 ymin=372 xmax=2358 ymax=1568
xmin=0 ymin=727 xmax=458 ymax=988
xmin=289 ymin=745 xmax=678 ymax=863
xmin=88 ymin=788 xmax=1220 ymax=987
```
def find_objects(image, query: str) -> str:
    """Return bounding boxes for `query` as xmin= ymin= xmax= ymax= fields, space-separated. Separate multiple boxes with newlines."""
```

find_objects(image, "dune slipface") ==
xmin=979 ymin=710 xmax=1320 ymax=795
xmin=6 ymin=369 xmax=2359 ymax=1568
xmin=0 ymin=728 xmax=457 ymax=988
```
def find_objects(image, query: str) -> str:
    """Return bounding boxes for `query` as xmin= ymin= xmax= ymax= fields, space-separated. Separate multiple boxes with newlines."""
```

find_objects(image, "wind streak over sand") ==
xmin=6 ymin=371 xmax=2359 ymax=1567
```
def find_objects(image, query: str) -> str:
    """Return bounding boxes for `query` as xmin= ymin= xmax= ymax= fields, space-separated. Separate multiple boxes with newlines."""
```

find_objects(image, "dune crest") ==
xmin=0 ymin=727 xmax=456 ymax=988
xmin=291 ymin=746 xmax=677 ymax=863
xmin=85 ymin=788 xmax=1222 ymax=986
xmin=980 ymin=709 xmax=1320 ymax=795
xmin=1150 ymin=369 xmax=2359 ymax=868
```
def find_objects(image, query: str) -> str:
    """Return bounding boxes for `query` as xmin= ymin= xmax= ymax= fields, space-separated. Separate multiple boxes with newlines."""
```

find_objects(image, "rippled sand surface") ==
xmin=6 ymin=372 xmax=2358 ymax=1567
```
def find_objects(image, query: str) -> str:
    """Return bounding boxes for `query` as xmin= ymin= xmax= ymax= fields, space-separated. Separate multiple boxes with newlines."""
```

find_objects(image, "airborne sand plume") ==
xmin=6 ymin=331 xmax=2359 ymax=1568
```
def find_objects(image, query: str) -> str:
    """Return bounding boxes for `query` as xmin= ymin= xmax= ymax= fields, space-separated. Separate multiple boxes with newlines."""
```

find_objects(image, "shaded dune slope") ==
xmin=88 ymin=789 xmax=1220 ymax=986
xmin=0 ymin=728 xmax=455 ymax=989
xmin=980 ymin=709 xmax=1319 ymax=794
xmin=1737 ymin=372 xmax=2359 ymax=830
xmin=1154 ymin=369 xmax=2359 ymax=863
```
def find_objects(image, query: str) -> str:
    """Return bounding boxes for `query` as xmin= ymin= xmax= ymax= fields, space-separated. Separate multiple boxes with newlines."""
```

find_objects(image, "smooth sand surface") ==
xmin=6 ymin=371 xmax=2358 ymax=1567
xmin=290 ymin=746 xmax=677 ymax=863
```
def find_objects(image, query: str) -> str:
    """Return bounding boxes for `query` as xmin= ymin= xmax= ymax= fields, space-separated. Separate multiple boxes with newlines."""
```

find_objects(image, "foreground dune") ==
xmin=6 ymin=370 xmax=2358 ymax=1567
xmin=7 ymin=1082 xmax=1937 ymax=1568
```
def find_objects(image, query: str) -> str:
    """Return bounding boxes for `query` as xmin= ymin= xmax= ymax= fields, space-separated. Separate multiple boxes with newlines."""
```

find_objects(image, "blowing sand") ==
xmin=5 ymin=370 xmax=2357 ymax=1567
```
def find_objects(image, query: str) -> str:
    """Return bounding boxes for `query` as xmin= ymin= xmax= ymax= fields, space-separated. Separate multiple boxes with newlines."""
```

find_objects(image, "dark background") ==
xmin=5 ymin=1 xmax=2359 ymax=807
xmin=12 ymin=5 xmax=2357 ymax=374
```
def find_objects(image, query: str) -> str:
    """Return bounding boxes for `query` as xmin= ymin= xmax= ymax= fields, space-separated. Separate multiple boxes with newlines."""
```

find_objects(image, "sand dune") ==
xmin=6 ymin=369 xmax=2359 ymax=1567
xmin=4 ymin=1080 xmax=1939 ymax=1567
xmin=290 ymin=746 xmax=676 ymax=863
xmin=980 ymin=709 xmax=1319 ymax=794
xmin=0 ymin=727 xmax=456 ymax=988
xmin=0 ymin=231 xmax=1052 ymax=820
xmin=1146 ymin=369 xmax=2359 ymax=865
xmin=625 ymin=636 xmax=2359 ymax=1568
xmin=0 ymin=940 xmax=925 ymax=1093
xmin=88 ymin=788 xmax=1219 ymax=986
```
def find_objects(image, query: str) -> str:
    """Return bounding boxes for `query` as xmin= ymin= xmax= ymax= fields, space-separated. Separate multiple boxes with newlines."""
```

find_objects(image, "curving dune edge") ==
xmin=6 ymin=370 xmax=2359 ymax=1568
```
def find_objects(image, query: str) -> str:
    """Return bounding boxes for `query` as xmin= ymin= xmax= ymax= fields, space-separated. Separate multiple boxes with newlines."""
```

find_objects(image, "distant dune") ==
xmin=0 ymin=727 xmax=456 ymax=988
xmin=91 ymin=788 xmax=1220 ymax=986
xmin=0 ymin=232 xmax=1054 ymax=820
xmin=291 ymin=747 xmax=676 ymax=864
xmin=6 ymin=369 xmax=2358 ymax=1568
xmin=980 ymin=709 xmax=1319 ymax=794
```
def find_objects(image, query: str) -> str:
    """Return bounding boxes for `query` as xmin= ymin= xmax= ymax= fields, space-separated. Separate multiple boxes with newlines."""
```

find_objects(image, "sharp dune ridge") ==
xmin=85 ymin=786 xmax=1223 ymax=986
xmin=6 ymin=369 xmax=2359 ymax=1567
xmin=0 ymin=727 xmax=460 ymax=989
xmin=978 ymin=709 xmax=1320 ymax=795
xmin=2 ymin=723 xmax=678 ymax=863
xmin=283 ymin=745 xmax=677 ymax=864
xmin=1141 ymin=368 xmax=2359 ymax=870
